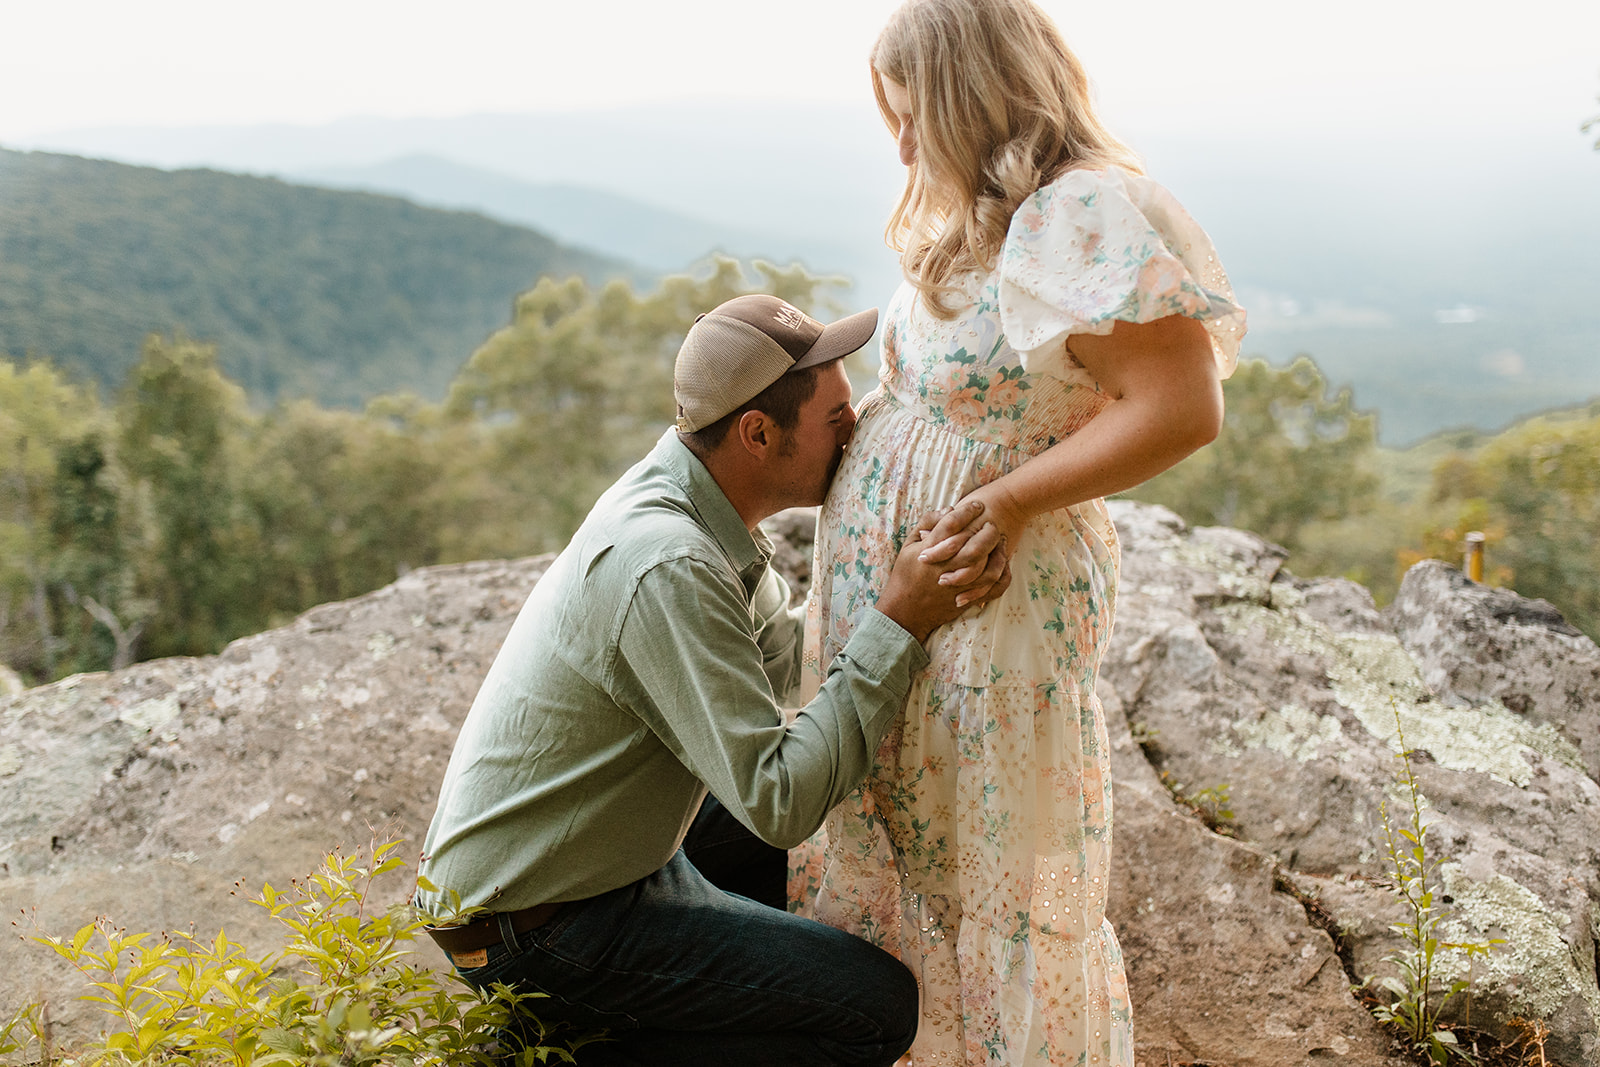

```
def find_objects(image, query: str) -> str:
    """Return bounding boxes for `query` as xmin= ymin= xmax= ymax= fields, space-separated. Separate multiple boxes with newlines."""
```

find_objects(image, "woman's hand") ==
xmin=916 ymin=481 xmax=1028 ymax=591
xmin=876 ymin=501 xmax=1013 ymax=641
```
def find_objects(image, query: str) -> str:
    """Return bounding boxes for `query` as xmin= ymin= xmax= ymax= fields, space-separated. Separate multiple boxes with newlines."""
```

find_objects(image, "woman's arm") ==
xmin=927 ymin=313 xmax=1222 ymax=575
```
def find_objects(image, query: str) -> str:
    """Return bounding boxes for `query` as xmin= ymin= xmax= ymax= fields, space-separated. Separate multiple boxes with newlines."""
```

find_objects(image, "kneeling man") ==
xmin=415 ymin=295 xmax=1006 ymax=1066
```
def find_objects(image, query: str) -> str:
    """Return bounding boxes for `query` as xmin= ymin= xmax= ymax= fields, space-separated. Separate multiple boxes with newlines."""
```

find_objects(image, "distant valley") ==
xmin=295 ymin=155 xmax=871 ymax=282
xmin=9 ymin=103 xmax=1600 ymax=440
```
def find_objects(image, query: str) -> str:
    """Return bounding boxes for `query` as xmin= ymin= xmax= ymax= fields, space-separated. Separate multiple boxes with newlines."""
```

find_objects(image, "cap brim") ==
xmin=791 ymin=306 xmax=879 ymax=371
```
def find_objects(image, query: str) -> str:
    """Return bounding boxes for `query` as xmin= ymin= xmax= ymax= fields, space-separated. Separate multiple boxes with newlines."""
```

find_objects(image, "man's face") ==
xmin=771 ymin=361 xmax=857 ymax=509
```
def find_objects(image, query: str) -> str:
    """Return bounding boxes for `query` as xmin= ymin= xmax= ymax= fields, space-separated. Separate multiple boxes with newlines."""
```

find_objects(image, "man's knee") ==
xmin=829 ymin=943 xmax=918 ymax=1065
xmin=882 ymin=956 xmax=919 ymax=1057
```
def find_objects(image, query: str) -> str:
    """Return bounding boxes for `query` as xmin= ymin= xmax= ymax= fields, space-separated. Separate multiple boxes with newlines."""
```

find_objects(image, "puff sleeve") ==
xmin=997 ymin=166 xmax=1246 ymax=383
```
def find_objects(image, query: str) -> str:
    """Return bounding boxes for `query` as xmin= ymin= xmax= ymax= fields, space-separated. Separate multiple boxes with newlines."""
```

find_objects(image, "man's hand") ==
xmin=875 ymin=500 xmax=1013 ymax=644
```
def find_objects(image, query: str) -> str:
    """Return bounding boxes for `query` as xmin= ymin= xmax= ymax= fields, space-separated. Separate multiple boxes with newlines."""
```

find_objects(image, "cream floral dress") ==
xmin=791 ymin=167 xmax=1245 ymax=1066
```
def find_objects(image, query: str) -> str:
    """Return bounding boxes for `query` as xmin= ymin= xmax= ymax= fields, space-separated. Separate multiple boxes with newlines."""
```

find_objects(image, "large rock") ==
xmin=0 ymin=556 xmax=552 ymax=1042
xmin=1102 ymin=501 xmax=1600 ymax=1066
xmin=1390 ymin=560 xmax=1600 ymax=781
xmin=2 ymin=503 xmax=1594 ymax=1064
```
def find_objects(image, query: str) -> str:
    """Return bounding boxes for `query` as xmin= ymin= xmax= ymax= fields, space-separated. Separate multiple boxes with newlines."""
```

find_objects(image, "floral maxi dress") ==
xmin=791 ymin=167 xmax=1246 ymax=1066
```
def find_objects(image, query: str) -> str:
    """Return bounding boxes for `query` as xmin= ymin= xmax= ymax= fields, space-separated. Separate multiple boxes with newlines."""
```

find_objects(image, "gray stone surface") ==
xmin=2 ymin=502 xmax=1595 ymax=1064
xmin=1102 ymin=500 xmax=1600 ymax=1066
xmin=0 ymin=556 xmax=551 ymax=1042
xmin=1390 ymin=559 xmax=1600 ymax=782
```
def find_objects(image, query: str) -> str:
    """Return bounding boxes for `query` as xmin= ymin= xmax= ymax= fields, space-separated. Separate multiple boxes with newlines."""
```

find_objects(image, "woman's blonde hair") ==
xmin=872 ymin=0 xmax=1141 ymax=317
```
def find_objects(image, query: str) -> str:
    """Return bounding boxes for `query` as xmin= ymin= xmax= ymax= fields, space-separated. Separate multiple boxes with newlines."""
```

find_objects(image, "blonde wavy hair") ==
xmin=872 ymin=0 xmax=1141 ymax=317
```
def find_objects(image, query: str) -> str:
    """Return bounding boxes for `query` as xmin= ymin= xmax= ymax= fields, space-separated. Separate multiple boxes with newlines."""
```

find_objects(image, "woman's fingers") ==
xmin=956 ymin=543 xmax=1012 ymax=609
xmin=936 ymin=522 xmax=1004 ymax=587
xmin=916 ymin=499 xmax=987 ymax=563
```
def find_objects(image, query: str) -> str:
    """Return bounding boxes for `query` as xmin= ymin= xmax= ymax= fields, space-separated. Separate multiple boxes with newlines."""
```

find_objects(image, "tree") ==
xmin=1443 ymin=404 xmax=1600 ymax=639
xmin=48 ymin=431 xmax=147 ymax=672
xmin=1127 ymin=356 xmax=1380 ymax=551
xmin=433 ymin=259 xmax=848 ymax=560
xmin=0 ymin=360 xmax=105 ymax=681
xmin=2 ymin=262 xmax=851 ymax=680
xmin=237 ymin=400 xmax=446 ymax=623
xmin=115 ymin=334 xmax=258 ymax=659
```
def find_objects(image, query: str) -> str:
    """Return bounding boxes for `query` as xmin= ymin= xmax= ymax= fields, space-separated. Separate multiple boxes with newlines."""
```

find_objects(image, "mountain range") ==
xmin=10 ymin=101 xmax=1600 ymax=441
xmin=0 ymin=147 xmax=631 ymax=404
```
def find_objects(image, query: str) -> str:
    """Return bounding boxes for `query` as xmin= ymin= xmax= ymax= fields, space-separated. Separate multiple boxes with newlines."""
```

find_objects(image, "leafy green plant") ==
xmin=1365 ymin=706 xmax=1502 ymax=1065
xmin=9 ymin=839 xmax=594 ymax=1065
xmin=1158 ymin=770 xmax=1236 ymax=837
xmin=0 ymin=1002 xmax=47 ymax=1061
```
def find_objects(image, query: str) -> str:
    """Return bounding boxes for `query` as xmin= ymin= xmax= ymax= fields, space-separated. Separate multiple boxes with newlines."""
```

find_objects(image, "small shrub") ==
xmin=1158 ymin=771 xmax=1237 ymax=837
xmin=1364 ymin=706 xmax=1502 ymax=1065
xmin=6 ymin=839 xmax=593 ymax=1065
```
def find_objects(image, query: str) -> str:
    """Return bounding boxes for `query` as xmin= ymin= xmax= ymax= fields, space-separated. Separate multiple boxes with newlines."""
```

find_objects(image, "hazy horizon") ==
xmin=5 ymin=0 xmax=1599 ymax=444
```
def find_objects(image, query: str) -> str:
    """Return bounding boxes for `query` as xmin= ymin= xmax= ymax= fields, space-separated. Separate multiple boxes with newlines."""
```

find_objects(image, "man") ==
xmin=415 ymin=294 xmax=1007 ymax=1066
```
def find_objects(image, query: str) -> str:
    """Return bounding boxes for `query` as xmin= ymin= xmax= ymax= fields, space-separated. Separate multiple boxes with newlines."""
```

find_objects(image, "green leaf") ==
xmin=69 ymin=923 xmax=97 ymax=954
xmin=261 ymin=1027 xmax=309 ymax=1054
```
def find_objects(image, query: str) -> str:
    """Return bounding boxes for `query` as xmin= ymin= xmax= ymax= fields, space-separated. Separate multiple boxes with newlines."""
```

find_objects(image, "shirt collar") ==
xmin=657 ymin=430 xmax=772 ymax=580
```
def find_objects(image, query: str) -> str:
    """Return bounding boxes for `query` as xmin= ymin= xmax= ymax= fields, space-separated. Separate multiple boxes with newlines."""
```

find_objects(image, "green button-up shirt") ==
xmin=416 ymin=430 xmax=928 ymax=916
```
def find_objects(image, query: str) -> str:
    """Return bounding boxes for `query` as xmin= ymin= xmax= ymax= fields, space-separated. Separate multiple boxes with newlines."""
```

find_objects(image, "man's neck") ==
xmin=682 ymin=433 xmax=778 ymax=533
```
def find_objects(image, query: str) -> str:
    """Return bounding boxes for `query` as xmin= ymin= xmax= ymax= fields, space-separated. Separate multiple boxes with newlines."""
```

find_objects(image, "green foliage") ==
xmin=238 ymin=399 xmax=447 ymax=624
xmin=6 ymin=840 xmax=593 ymax=1065
xmin=1464 ymin=405 xmax=1600 ymax=637
xmin=1413 ymin=401 xmax=1600 ymax=640
xmin=0 ymin=147 xmax=630 ymax=409
xmin=1365 ymin=705 xmax=1502 ymax=1065
xmin=0 ymin=1004 xmax=44 ymax=1060
xmin=0 ymin=260 xmax=847 ymax=683
xmin=1129 ymin=356 xmax=1379 ymax=552
xmin=1157 ymin=772 xmax=1236 ymax=837
xmin=1127 ymin=355 xmax=1599 ymax=639
xmin=115 ymin=335 xmax=259 ymax=659
xmin=434 ymin=258 xmax=842 ymax=558
xmin=0 ymin=359 xmax=129 ymax=680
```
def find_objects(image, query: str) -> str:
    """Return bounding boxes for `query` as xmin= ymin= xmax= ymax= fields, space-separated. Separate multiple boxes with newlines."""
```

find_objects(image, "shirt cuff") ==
xmin=839 ymin=607 xmax=930 ymax=684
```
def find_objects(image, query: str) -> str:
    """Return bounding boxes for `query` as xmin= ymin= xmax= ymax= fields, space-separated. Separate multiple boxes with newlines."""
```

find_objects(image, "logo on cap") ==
xmin=772 ymin=303 xmax=808 ymax=331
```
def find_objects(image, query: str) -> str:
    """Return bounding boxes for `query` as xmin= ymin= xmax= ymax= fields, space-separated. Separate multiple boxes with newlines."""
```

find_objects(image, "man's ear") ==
xmin=734 ymin=409 xmax=776 ymax=459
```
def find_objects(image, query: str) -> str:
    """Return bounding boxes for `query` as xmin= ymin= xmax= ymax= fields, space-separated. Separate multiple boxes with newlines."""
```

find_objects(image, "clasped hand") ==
xmin=877 ymin=498 xmax=1013 ymax=644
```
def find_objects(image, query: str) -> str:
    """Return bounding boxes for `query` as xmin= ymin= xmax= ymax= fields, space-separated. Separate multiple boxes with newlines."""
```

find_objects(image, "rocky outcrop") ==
xmin=1102 ymin=502 xmax=1600 ymax=1066
xmin=0 ymin=557 xmax=552 ymax=1044
xmin=1390 ymin=560 xmax=1600 ymax=782
xmin=2 ymin=502 xmax=1596 ymax=1065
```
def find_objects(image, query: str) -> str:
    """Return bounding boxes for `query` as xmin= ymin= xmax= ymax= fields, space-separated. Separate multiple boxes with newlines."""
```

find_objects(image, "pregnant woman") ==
xmin=793 ymin=1 xmax=1247 ymax=1063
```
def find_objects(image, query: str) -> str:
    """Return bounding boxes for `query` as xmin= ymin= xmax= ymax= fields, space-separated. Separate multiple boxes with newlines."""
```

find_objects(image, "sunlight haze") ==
xmin=4 ymin=0 xmax=1596 ymax=139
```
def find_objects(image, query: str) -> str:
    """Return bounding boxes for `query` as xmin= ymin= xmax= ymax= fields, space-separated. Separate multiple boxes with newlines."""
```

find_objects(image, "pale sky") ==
xmin=3 ymin=0 xmax=1597 ymax=141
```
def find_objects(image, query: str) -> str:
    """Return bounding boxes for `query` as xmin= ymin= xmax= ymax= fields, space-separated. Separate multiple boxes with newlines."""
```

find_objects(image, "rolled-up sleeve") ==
xmin=611 ymin=556 xmax=928 ymax=848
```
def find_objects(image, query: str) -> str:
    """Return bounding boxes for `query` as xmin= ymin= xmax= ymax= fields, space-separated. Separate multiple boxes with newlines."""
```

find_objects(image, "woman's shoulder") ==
xmin=1022 ymin=164 xmax=1174 ymax=220
xmin=997 ymin=164 xmax=1246 ymax=375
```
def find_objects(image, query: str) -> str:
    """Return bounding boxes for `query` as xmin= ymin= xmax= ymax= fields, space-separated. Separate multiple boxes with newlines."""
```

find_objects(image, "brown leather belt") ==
xmin=424 ymin=901 xmax=564 ymax=963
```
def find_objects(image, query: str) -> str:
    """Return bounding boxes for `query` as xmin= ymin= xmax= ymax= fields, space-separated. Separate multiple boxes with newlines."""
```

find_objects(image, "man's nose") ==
xmin=838 ymin=405 xmax=858 ymax=444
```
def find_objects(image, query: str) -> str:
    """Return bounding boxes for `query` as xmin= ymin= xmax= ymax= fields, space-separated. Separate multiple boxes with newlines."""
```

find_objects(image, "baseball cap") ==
xmin=674 ymin=295 xmax=878 ymax=432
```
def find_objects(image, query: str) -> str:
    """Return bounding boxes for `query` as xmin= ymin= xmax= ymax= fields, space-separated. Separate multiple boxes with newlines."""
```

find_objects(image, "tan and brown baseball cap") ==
xmin=674 ymin=295 xmax=878 ymax=432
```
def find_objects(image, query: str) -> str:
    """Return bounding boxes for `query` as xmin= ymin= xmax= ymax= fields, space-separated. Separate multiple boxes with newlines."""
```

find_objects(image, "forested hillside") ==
xmin=5 ymin=253 xmax=1597 ymax=691
xmin=0 ymin=260 xmax=836 ymax=684
xmin=0 ymin=149 xmax=633 ymax=405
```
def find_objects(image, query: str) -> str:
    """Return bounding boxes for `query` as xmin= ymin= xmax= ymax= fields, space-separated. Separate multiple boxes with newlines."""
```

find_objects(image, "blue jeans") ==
xmin=453 ymin=802 xmax=918 ymax=1066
